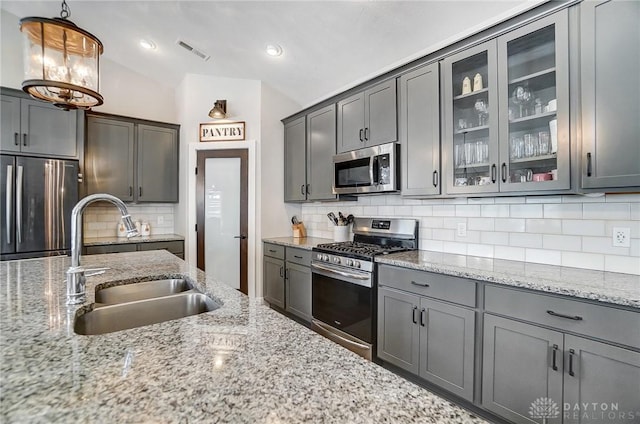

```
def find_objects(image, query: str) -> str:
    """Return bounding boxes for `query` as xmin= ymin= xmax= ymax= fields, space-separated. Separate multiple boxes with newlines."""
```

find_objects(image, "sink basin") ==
xmin=95 ymin=279 xmax=193 ymax=304
xmin=74 ymin=293 xmax=219 ymax=335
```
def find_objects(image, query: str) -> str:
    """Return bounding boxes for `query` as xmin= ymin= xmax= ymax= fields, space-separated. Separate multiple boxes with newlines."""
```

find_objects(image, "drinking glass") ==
xmin=524 ymin=134 xmax=537 ymax=157
xmin=538 ymin=131 xmax=550 ymax=156
xmin=454 ymin=144 xmax=464 ymax=167
xmin=464 ymin=143 xmax=475 ymax=165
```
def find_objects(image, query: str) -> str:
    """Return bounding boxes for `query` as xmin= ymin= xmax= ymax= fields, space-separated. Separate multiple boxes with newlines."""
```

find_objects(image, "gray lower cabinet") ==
xmin=85 ymin=113 xmax=179 ymax=203
xmin=1 ymin=91 xmax=80 ymax=158
xmin=337 ymin=79 xmax=397 ymax=153
xmin=285 ymin=262 xmax=311 ymax=321
xmin=378 ymin=282 xmax=475 ymax=401
xmin=283 ymin=117 xmax=307 ymax=202
xmin=263 ymin=255 xmax=285 ymax=309
xmin=580 ymin=0 xmax=640 ymax=190
xmin=85 ymin=240 xmax=184 ymax=258
xmin=399 ymin=62 xmax=441 ymax=196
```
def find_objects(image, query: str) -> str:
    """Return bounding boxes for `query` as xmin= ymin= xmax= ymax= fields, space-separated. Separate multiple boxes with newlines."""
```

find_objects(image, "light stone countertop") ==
xmin=0 ymin=251 xmax=486 ymax=423
xmin=377 ymin=250 xmax=640 ymax=310
xmin=263 ymin=236 xmax=333 ymax=251
xmin=84 ymin=234 xmax=185 ymax=246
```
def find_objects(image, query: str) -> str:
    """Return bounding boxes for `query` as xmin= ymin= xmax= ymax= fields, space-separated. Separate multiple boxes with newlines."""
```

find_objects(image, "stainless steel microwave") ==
xmin=332 ymin=143 xmax=399 ymax=194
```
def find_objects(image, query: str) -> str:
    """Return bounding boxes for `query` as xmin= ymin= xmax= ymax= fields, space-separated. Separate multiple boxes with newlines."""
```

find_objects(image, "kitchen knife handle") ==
xmin=586 ymin=152 xmax=592 ymax=177
xmin=5 ymin=165 xmax=13 ymax=245
xmin=432 ymin=170 xmax=438 ymax=187
xmin=552 ymin=344 xmax=558 ymax=371
xmin=22 ymin=133 xmax=27 ymax=147
xmin=420 ymin=308 xmax=426 ymax=327
xmin=568 ymin=348 xmax=576 ymax=377
xmin=412 ymin=306 xmax=418 ymax=324
xmin=14 ymin=133 xmax=19 ymax=146
xmin=16 ymin=165 xmax=23 ymax=244
xmin=359 ymin=129 xmax=363 ymax=142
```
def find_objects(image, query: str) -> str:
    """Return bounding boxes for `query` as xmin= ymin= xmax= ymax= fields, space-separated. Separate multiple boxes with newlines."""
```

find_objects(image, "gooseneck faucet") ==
xmin=66 ymin=194 xmax=138 ymax=305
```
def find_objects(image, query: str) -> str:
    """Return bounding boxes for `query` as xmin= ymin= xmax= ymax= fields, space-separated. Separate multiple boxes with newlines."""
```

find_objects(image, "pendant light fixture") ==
xmin=20 ymin=0 xmax=104 ymax=110
xmin=208 ymin=100 xmax=227 ymax=119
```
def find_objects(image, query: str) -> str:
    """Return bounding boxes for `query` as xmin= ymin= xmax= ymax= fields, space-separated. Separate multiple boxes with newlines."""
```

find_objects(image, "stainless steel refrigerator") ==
xmin=1 ymin=155 xmax=78 ymax=260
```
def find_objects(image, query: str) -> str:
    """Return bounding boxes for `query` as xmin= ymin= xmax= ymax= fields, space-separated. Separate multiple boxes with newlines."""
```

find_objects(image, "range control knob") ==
xmin=346 ymin=259 xmax=354 ymax=267
xmin=316 ymin=253 xmax=323 ymax=260
xmin=354 ymin=261 xmax=361 ymax=269
xmin=322 ymin=254 xmax=329 ymax=261
xmin=333 ymin=257 xmax=341 ymax=264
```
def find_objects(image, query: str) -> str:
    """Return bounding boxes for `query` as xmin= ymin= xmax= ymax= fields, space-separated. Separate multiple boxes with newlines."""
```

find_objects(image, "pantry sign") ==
xmin=200 ymin=121 xmax=245 ymax=142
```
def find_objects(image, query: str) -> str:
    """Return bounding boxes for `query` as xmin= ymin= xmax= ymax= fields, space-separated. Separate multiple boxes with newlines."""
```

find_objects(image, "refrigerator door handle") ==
xmin=5 ymin=165 xmax=13 ymax=245
xmin=16 ymin=165 xmax=23 ymax=244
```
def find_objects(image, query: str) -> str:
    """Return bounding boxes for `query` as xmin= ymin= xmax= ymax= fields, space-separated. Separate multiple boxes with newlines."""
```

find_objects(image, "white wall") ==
xmin=301 ymin=193 xmax=640 ymax=275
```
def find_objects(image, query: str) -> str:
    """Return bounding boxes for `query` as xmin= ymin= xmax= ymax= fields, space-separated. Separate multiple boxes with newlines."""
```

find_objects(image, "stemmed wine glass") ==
xmin=512 ymin=85 xmax=533 ymax=118
xmin=474 ymin=99 xmax=489 ymax=126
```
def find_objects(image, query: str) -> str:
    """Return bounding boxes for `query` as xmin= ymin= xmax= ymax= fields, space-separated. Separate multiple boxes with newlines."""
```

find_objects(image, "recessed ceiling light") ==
xmin=140 ymin=39 xmax=156 ymax=50
xmin=265 ymin=44 xmax=283 ymax=57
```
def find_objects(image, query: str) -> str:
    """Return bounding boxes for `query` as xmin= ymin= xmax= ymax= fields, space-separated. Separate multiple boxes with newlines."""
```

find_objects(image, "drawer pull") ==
xmin=420 ymin=308 xmax=426 ymax=327
xmin=412 ymin=306 xmax=418 ymax=324
xmin=552 ymin=344 xmax=559 ymax=371
xmin=269 ymin=249 xmax=277 ymax=253
xmin=547 ymin=310 xmax=583 ymax=321
xmin=411 ymin=281 xmax=429 ymax=287
xmin=568 ymin=348 xmax=576 ymax=377
xmin=294 ymin=255 xmax=303 ymax=259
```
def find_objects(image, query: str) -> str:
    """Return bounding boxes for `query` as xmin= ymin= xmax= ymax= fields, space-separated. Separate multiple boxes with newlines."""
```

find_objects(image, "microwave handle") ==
xmin=369 ymin=157 xmax=375 ymax=185
xmin=372 ymin=156 xmax=379 ymax=184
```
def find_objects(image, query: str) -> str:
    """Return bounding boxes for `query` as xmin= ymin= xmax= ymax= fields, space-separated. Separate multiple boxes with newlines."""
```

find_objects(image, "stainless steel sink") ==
xmin=74 ymin=293 xmax=219 ymax=335
xmin=95 ymin=279 xmax=193 ymax=304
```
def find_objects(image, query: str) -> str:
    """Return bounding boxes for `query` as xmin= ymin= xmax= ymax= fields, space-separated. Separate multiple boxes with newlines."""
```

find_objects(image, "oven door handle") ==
xmin=311 ymin=262 xmax=370 ymax=280
xmin=312 ymin=319 xmax=371 ymax=350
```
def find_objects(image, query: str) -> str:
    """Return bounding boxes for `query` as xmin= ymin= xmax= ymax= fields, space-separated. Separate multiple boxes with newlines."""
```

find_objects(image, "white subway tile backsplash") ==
xmin=561 ymin=252 xmax=605 ymax=271
xmin=526 ymin=248 xmax=561 ymax=266
xmin=526 ymin=219 xmax=562 ymax=234
xmin=82 ymin=203 xmax=176 ymax=238
xmin=583 ymin=203 xmax=631 ymax=220
xmin=509 ymin=204 xmax=543 ymax=218
xmin=542 ymin=235 xmax=581 ymax=251
xmin=510 ymin=233 xmax=543 ymax=248
xmin=299 ymin=193 xmax=639 ymax=275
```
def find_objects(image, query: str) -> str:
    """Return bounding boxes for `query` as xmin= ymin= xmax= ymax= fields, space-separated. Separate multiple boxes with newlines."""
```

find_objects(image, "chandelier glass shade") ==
xmin=20 ymin=14 xmax=104 ymax=110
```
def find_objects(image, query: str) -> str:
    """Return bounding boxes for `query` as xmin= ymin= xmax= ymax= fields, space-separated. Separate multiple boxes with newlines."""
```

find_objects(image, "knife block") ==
xmin=292 ymin=222 xmax=307 ymax=238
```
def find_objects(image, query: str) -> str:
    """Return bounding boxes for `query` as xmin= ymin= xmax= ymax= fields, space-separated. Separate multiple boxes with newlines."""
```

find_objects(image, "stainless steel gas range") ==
xmin=311 ymin=217 xmax=419 ymax=360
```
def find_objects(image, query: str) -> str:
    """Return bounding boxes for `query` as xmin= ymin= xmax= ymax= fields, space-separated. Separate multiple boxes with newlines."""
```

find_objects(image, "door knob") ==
xmin=233 ymin=235 xmax=247 ymax=239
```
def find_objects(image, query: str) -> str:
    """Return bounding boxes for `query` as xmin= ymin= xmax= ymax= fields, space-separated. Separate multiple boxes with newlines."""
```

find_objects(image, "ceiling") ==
xmin=1 ymin=1 xmax=541 ymax=106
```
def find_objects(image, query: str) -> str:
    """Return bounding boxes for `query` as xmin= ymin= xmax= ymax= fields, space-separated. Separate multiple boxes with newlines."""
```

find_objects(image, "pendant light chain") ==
xmin=60 ymin=0 xmax=71 ymax=19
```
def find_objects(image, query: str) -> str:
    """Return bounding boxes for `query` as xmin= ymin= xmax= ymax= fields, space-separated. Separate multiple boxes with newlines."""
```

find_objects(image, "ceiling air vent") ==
xmin=175 ymin=39 xmax=211 ymax=61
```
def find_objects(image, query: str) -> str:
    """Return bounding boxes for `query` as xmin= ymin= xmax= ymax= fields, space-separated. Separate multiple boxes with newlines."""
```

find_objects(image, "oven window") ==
xmin=312 ymin=272 xmax=372 ymax=343
xmin=335 ymin=157 xmax=371 ymax=188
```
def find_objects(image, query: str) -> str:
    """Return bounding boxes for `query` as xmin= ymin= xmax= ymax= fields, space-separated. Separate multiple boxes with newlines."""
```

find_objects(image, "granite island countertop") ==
xmin=377 ymin=250 xmax=640 ymax=310
xmin=1 ymin=250 xmax=486 ymax=423
xmin=263 ymin=236 xmax=333 ymax=250
xmin=84 ymin=233 xmax=184 ymax=246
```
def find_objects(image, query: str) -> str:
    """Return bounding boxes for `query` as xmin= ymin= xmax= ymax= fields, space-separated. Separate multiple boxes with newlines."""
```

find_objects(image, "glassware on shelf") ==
xmin=510 ymin=136 xmax=524 ymax=160
xmin=454 ymin=144 xmax=464 ymax=167
xmin=464 ymin=143 xmax=475 ymax=165
xmin=538 ymin=131 xmax=550 ymax=155
xmin=512 ymin=85 xmax=534 ymax=118
xmin=474 ymin=99 xmax=489 ymax=126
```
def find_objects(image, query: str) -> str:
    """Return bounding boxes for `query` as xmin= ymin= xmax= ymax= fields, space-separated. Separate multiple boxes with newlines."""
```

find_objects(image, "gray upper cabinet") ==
xmin=86 ymin=117 xmax=135 ymax=201
xmin=306 ymin=105 xmax=337 ymax=201
xmin=399 ymin=63 xmax=441 ymax=196
xmin=337 ymin=79 xmax=397 ymax=153
xmin=482 ymin=314 xmax=564 ymax=424
xmin=283 ymin=117 xmax=307 ymax=202
xmin=1 ymin=93 xmax=79 ymax=158
xmin=580 ymin=0 xmax=640 ymax=190
xmin=137 ymin=124 xmax=178 ymax=202
xmin=443 ymin=10 xmax=570 ymax=196
xmin=85 ymin=114 xmax=179 ymax=203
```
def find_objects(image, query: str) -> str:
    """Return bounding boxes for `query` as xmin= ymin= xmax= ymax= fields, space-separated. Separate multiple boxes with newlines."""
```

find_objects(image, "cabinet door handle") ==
xmin=359 ymin=129 xmax=364 ymax=142
xmin=420 ymin=308 xmax=426 ymax=327
xmin=14 ymin=133 xmax=19 ymax=146
xmin=586 ymin=152 xmax=592 ymax=177
xmin=139 ymin=187 xmax=142 ymax=197
xmin=551 ymin=344 xmax=559 ymax=371
xmin=129 ymin=186 xmax=133 ymax=197
xmin=279 ymin=266 xmax=283 ymax=278
xmin=491 ymin=164 xmax=497 ymax=183
xmin=568 ymin=348 xmax=576 ymax=377
xmin=284 ymin=268 xmax=289 ymax=280
xmin=364 ymin=127 xmax=369 ymax=141
xmin=432 ymin=170 xmax=438 ymax=187
xmin=411 ymin=280 xmax=429 ymax=287
xmin=412 ymin=306 xmax=418 ymax=324
xmin=306 ymin=184 xmax=310 ymax=195
xmin=547 ymin=310 xmax=583 ymax=321
xmin=300 ymin=184 xmax=305 ymax=196
xmin=22 ymin=133 xmax=27 ymax=147
xmin=501 ymin=163 xmax=507 ymax=183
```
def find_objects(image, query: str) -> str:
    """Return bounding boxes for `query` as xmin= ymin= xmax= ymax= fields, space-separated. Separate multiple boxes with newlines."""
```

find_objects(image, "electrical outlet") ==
xmin=157 ymin=216 xmax=164 ymax=226
xmin=457 ymin=222 xmax=467 ymax=237
xmin=612 ymin=227 xmax=631 ymax=248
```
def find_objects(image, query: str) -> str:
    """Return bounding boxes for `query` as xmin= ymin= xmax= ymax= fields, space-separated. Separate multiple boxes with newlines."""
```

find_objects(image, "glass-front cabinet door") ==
xmin=497 ymin=10 xmax=569 ymax=191
xmin=443 ymin=41 xmax=499 ymax=194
